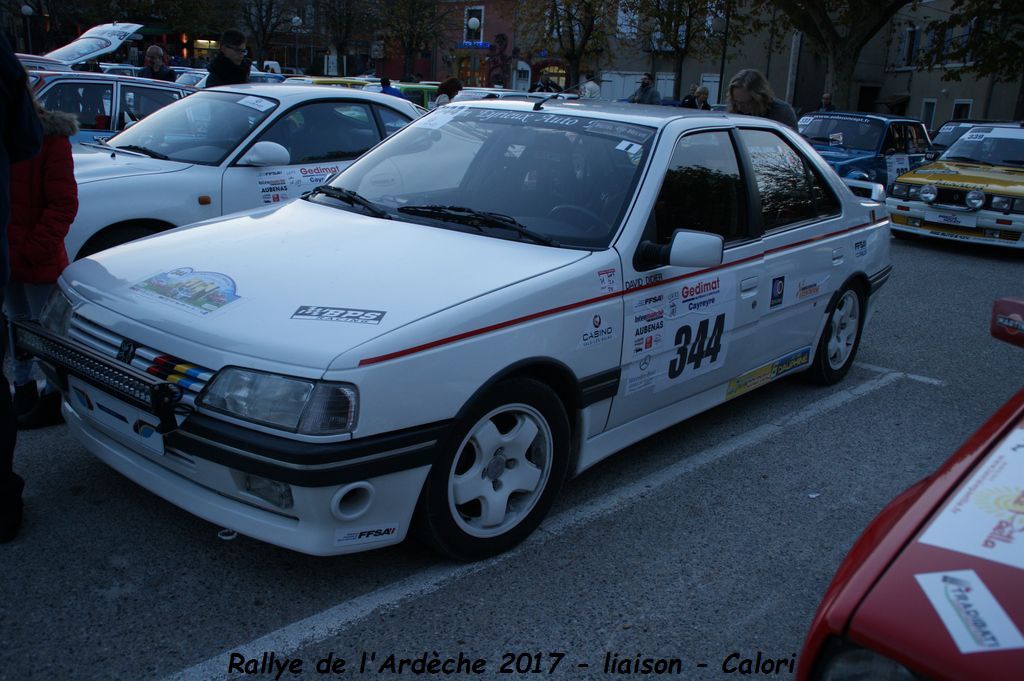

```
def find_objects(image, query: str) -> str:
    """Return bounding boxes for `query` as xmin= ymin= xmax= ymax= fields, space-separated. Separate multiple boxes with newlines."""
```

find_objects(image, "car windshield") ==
xmin=176 ymin=72 xmax=204 ymax=86
xmin=930 ymin=124 xmax=974 ymax=150
xmin=326 ymin=105 xmax=655 ymax=248
xmin=107 ymin=91 xmax=278 ymax=165
xmin=800 ymin=116 xmax=884 ymax=151
xmin=940 ymin=127 xmax=1024 ymax=167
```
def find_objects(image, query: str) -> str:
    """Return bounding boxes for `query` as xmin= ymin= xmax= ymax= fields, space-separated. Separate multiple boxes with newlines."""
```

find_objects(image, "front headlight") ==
xmin=817 ymin=645 xmax=920 ymax=681
xmin=966 ymin=189 xmax=985 ymax=210
xmin=919 ymin=184 xmax=938 ymax=203
xmin=1013 ymin=198 xmax=1024 ymax=213
xmin=890 ymin=183 xmax=909 ymax=198
xmin=908 ymin=185 xmax=921 ymax=199
xmin=199 ymin=368 xmax=358 ymax=434
xmin=990 ymin=195 xmax=1011 ymax=211
xmin=39 ymin=288 xmax=73 ymax=336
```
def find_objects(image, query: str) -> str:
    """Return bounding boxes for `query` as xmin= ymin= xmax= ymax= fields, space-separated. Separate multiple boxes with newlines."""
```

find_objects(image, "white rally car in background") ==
xmin=19 ymin=100 xmax=892 ymax=560
xmin=68 ymin=84 xmax=423 ymax=258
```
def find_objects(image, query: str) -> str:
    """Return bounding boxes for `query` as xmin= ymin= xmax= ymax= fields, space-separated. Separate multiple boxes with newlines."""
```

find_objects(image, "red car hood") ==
xmin=848 ymin=408 xmax=1024 ymax=679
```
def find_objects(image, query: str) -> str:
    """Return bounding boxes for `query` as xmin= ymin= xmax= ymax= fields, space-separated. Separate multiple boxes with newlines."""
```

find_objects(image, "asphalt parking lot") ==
xmin=2 ymin=234 xmax=1021 ymax=681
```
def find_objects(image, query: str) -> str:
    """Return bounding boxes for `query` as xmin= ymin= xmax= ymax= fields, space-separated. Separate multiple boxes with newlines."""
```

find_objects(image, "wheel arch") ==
xmin=452 ymin=357 xmax=586 ymax=471
xmin=75 ymin=218 xmax=177 ymax=260
xmin=824 ymin=272 xmax=870 ymax=318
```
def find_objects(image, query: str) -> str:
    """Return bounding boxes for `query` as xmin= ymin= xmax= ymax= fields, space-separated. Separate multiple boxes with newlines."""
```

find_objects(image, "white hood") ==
xmin=73 ymin=145 xmax=190 ymax=184
xmin=45 ymin=23 xmax=144 ymax=65
xmin=64 ymin=199 xmax=589 ymax=369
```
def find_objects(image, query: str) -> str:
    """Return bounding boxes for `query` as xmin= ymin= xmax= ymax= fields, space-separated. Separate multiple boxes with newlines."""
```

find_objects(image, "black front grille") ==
xmin=936 ymin=187 xmax=969 ymax=207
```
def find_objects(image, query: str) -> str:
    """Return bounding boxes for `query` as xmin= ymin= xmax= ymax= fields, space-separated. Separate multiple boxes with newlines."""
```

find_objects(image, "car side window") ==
xmin=907 ymin=124 xmax=929 ymax=153
xmin=38 ymin=82 xmax=113 ymax=131
xmin=256 ymin=101 xmax=383 ymax=165
xmin=119 ymin=85 xmax=181 ymax=128
xmin=375 ymin=106 xmax=412 ymax=137
xmin=739 ymin=128 xmax=840 ymax=231
xmin=650 ymin=131 xmax=747 ymax=245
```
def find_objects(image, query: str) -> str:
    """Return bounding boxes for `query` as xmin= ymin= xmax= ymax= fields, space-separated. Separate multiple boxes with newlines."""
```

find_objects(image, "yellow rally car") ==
xmin=886 ymin=124 xmax=1024 ymax=248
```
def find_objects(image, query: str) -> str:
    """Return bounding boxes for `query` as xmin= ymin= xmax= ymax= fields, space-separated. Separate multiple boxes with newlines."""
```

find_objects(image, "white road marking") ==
xmin=855 ymin=362 xmax=946 ymax=386
xmin=161 ymin=370 xmax=912 ymax=681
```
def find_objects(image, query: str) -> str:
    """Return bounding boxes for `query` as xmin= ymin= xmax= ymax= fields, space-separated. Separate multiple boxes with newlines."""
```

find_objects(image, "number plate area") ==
xmin=925 ymin=210 xmax=977 ymax=228
xmin=68 ymin=375 xmax=165 ymax=455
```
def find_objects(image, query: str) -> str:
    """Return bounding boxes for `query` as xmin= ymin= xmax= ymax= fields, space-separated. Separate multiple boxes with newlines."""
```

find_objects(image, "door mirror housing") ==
xmin=638 ymin=230 xmax=724 ymax=269
xmin=237 ymin=141 xmax=291 ymax=167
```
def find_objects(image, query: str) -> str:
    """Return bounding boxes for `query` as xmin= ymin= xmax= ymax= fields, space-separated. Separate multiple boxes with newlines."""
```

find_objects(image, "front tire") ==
xmin=806 ymin=284 xmax=865 ymax=385
xmin=418 ymin=378 xmax=570 ymax=561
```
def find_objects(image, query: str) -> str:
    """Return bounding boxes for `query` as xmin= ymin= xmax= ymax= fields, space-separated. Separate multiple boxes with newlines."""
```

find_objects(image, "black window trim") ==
xmin=229 ymin=97 xmax=383 ymax=168
xmin=737 ymin=125 xmax=844 ymax=237
xmin=631 ymin=125 xmax=761 ymax=272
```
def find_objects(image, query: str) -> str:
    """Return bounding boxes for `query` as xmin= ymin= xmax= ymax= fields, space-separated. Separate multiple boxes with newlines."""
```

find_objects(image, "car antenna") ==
xmin=533 ymin=82 xmax=581 ymax=111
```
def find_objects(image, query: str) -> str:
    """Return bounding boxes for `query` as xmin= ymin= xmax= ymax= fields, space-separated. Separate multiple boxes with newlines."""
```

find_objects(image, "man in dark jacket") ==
xmin=1 ymin=33 xmax=43 ymax=543
xmin=139 ymin=45 xmax=176 ymax=82
xmin=206 ymin=29 xmax=251 ymax=88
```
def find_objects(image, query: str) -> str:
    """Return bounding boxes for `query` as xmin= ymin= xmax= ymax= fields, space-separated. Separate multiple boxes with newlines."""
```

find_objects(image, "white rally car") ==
xmin=68 ymin=84 xmax=423 ymax=258
xmin=19 ymin=100 xmax=892 ymax=560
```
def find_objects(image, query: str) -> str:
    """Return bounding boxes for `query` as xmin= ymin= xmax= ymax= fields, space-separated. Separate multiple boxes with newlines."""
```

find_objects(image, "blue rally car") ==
xmin=798 ymin=112 xmax=932 ymax=191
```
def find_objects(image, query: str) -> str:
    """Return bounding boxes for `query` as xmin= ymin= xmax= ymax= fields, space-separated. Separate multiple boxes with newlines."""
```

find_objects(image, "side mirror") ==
xmin=237 ymin=141 xmax=291 ymax=167
xmin=843 ymin=178 xmax=886 ymax=202
xmin=637 ymin=230 xmax=724 ymax=269
xmin=991 ymin=298 xmax=1024 ymax=349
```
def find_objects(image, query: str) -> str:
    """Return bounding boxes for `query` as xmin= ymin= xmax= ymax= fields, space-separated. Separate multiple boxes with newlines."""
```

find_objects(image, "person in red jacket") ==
xmin=5 ymin=99 xmax=78 ymax=429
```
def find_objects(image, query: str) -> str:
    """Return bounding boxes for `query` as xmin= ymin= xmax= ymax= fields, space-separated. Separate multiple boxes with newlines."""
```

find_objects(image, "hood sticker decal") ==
xmin=292 ymin=306 xmax=386 ymax=324
xmin=131 ymin=267 xmax=240 ymax=316
xmin=918 ymin=426 xmax=1024 ymax=570
xmin=915 ymin=570 xmax=1024 ymax=654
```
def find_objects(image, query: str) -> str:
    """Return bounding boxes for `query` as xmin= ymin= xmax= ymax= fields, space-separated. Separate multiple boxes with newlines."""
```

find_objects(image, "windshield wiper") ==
xmin=308 ymin=185 xmax=390 ymax=219
xmin=112 ymin=144 xmax=169 ymax=160
xmin=397 ymin=205 xmax=558 ymax=246
xmin=943 ymin=155 xmax=992 ymax=166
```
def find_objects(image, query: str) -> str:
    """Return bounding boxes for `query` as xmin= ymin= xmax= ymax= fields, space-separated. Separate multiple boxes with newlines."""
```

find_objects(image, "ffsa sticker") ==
xmin=335 ymin=526 xmax=399 ymax=546
xmin=292 ymin=306 xmax=386 ymax=324
xmin=131 ymin=267 xmax=240 ymax=316
xmin=915 ymin=570 xmax=1024 ymax=654
xmin=918 ymin=427 xmax=1024 ymax=570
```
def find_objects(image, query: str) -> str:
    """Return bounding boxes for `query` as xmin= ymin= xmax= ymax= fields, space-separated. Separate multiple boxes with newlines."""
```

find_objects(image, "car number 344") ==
xmin=668 ymin=313 xmax=726 ymax=379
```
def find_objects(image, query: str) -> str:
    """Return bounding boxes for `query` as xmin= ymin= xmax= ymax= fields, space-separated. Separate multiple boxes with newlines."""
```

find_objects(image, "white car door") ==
xmin=738 ymin=127 xmax=848 ymax=367
xmin=608 ymin=128 xmax=766 ymax=428
xmin=221 ymin=99 xmax=411 ymax=214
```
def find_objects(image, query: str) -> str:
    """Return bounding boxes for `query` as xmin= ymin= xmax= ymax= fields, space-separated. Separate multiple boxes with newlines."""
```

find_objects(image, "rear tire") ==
xmin=417 ymin=378 xmax=570 ymax=561
xmin=806 ymin=284 xmax=865 ymax=385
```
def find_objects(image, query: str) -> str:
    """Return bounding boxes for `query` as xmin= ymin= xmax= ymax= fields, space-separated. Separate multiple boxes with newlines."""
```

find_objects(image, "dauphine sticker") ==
xmin=918 ymin=427 xmax=1024 ymax=570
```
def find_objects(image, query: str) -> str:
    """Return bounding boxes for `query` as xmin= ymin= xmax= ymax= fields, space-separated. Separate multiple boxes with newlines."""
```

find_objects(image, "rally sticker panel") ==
xmin=915 ymin=570 xmax=1024 ymax=654
xmin=918 ymin=427 xmax=1024 ymax=570
xmin=131 ymin=267 xmax=240 ymax=316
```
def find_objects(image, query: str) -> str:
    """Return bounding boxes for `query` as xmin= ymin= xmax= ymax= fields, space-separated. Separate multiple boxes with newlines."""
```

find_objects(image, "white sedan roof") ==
xmin=201 ymin=83 xmax=424 ymax=118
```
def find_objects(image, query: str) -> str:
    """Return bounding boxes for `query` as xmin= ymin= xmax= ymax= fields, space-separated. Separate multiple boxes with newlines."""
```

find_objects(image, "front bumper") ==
xmin=886 ymin=200 xmax=1024 ymax=248
xmin=16 ymin=320 xmax=448 ymax=556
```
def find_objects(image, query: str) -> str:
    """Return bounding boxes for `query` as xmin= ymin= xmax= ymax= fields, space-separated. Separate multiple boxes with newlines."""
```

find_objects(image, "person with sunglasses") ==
xmin=207 ymin=29 xmax=252 ymax=88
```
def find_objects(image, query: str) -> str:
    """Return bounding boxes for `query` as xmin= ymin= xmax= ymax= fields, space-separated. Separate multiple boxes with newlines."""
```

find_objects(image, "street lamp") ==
xmin=21 ymin=4 xmax=34 ymax=54
xmin=291 ymin=15 xmax=302 ymax=70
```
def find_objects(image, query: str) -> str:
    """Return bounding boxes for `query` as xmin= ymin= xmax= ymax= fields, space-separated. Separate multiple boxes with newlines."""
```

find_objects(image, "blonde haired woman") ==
xmin=726 ymin=69 xmax=797 ymax=129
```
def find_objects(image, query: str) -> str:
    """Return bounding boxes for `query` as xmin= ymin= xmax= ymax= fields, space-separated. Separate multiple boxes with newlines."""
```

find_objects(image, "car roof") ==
xmin=203 ymin=83 xmax=425 ymax=109
xmin=441 ymin=97 xmax=764 ymax=130
xmin=804 ymin=111 xmax=923 ymax=123
xmin=940 ymin=119 xmax=1021 ymax=127
xmin=31 ymin=70 xmax=195 ymax=88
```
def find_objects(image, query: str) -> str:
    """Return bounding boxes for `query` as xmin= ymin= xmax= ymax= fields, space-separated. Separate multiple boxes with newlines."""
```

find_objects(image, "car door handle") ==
xmin=741 ymin=276 xmax=758 ymax=294
xmin=832 ymin=248 xmax=844 ymax=264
